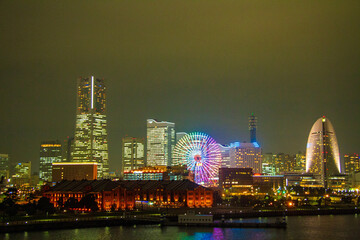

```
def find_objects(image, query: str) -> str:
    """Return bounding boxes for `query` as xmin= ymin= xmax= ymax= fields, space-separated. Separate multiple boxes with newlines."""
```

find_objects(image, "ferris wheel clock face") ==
xmin=173 ymin=132 xmax=222 ymax=186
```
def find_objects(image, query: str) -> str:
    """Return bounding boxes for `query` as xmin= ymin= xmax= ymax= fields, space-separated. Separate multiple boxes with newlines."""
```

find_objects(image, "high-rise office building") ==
xmin=217 ymin=144 xmax=233 ymax=168
xmin=230 ymin=142 xmax=262 ymax=173
xmin=344 ymin=153 xmax=360 ymax=174
xmin=72 ymin=76 xmax=109 ymax=178
xmin=11 ymin=162 xmax=31 ymax=186
xmin=249 ymin=113 xmax=257 ymax=143
xmin=306 ymin=116 xmax=342 ymax=188
xmin=274 ymin=153 xmax=296 ymax=173
xmin=146 ymin=119 xmax=175 ymax=166
xmin=122 ymin=137 xmax=145 ymax=173
xmin=295 ymin=152 xmax=306 ymax=172
xmin=176 ymin=132 xmax=187 ymax=144
xmin=0 ymin=154 xmax=10 ymax=179
xmin=62 ymin=136 xmax=74 ymax=162
xmin=262 ymin=153 xmax=276 ymax=175
xmin=52 ymin=162 xmax=97 ymax=182
xmin=39 ymin=140 xmax=62 ymax=182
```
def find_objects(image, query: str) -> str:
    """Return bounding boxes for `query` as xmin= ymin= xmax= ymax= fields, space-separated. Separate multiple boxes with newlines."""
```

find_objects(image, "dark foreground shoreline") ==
xmin=1 ymin=207 xmax=359 ymax=233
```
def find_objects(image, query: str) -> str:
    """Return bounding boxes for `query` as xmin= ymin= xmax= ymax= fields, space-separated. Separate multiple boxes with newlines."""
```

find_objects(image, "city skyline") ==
xmin=1 ymin=1 xmax=359 ymax=173
xmin=1 ymin=2 xmax=360 ymax=238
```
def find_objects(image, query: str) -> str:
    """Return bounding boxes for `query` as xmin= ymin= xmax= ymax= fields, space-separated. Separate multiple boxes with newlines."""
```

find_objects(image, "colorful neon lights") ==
xmin=173 ymin=132 xmax=221 ymax=186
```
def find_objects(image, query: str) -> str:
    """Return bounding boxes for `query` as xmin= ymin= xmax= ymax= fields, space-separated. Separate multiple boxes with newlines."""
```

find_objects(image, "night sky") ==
xmin=1 ymin=1 xmax=359 ymax=174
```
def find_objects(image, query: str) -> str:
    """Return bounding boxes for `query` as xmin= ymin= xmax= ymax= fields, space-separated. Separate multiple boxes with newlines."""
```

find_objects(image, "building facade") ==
xmin=252 ymin=175 xmax=285 ymax=194
xmin=124 ymin=169 xmax=165 ymax=181
xmin=230 ymin=142 xmax=262 ymax=173
xmin=122 ymin=137 xmax=145 ymax=173
xmin=306 ymin=116 xmax=342 ymax=188
xmin=39 ymin=140 xmax=62 ymax=182
xmin=52 ymin=162 xmax=98 ymax=182
xmin=262 ymin=153 xmax=276 ymax=175
xmin=146 ymin=119 xmax=175 ymax=166
xmin=0 ymin=154 xmax=10 ymax=179
xmin=123 ymin=165 xmax=189 ymax=181
xmin=295 ymin=152 xmax=306 ymax=172
xmin=349 ymin=171 xmax=360 ymax=189
xmin=62 ymin=136 xmax=74 ymax=162
xmin=43 ymin=179 xmax=214 ymax=211
xmin=219 ymin=168 xmax=253 ymax=196
xmin=344 ymin=153 xmax=359 ymax=174
xmin=218 ymin=144 xmax=232 ymax=168
xmin=274 ymin=153 xmax=296 ymax=174
xmin=176 ymin=132 xmax=187 ymax=144
xmin=11 ymin=162 xmax=31 ymax=186
xmin=72 ymin=76 xmax=109 ymax=179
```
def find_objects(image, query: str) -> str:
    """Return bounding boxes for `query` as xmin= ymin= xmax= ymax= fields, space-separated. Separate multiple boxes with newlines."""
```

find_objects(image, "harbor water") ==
xmin=3 ymin=214 xmax=360 ymax=240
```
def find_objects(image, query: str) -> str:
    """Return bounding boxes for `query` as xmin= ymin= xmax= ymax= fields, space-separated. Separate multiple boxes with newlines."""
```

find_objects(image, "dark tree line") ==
xmin=0 ymin=192 xmax=101 ymax=219
xmin=0 ymin=196 xmax=55 ymax=219
xmin=60 ymin=194 xmax=99 ymax=212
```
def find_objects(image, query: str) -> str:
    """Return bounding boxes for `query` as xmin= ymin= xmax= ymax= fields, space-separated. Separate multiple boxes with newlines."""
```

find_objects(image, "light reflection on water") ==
xmin=3 ymin=215 xmax=360 ymax=240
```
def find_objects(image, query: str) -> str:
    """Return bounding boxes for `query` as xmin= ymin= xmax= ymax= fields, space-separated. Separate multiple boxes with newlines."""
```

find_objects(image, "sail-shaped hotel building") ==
xmin=305 ymin=116 xmax=342 ymax=188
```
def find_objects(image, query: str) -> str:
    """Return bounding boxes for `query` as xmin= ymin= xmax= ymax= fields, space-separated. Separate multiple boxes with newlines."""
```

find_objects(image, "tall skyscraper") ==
xmin=249 ymin=113 xmax=257 ymax=143
xmin=122 ymin=137 xmax=145 ymax=173
xmin=62 ymin=136 xmax=74 ymax=162
xmin=306 ymin=116 xmax=342 ymax=188
xmin=217 ymin=144 xmax=233 ymax=168
xmin=146 ymin=119 xmax=175 ymax=166
xmin=230 ymin=142 xmax=262 ymax=173
xmin=39 ymin=140 xmax=62 ymax=182
xmin=72 ymin=76 xmax=109 ymax=178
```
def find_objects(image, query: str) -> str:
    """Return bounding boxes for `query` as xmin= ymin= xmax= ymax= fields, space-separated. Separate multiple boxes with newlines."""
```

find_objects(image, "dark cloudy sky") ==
xmin=1 ymin=1 xmax=359 ymax=174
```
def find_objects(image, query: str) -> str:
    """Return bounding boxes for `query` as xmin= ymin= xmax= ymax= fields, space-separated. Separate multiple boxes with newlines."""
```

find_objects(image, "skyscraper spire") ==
xmin=249 ymin=113 xmax=257 ymax=143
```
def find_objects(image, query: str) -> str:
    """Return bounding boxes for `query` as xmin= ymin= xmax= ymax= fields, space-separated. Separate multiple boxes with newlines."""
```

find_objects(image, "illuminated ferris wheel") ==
xmin=173 ymin=132 xmax=221 ymax=186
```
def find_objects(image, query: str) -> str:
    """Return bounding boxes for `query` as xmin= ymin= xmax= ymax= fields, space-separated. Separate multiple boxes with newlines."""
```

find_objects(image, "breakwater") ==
xmin=1 ymin=207 xmax=359 ymax=233
xmin=216 ymin=207 xmax=360 ymax=219
xmin=162 ymin=221 xmax=287 ymax=228
xmin=163 ymin=207 xmax=360 ymax=221
xmin=0 ymin=216 xmax=160 ymax=233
